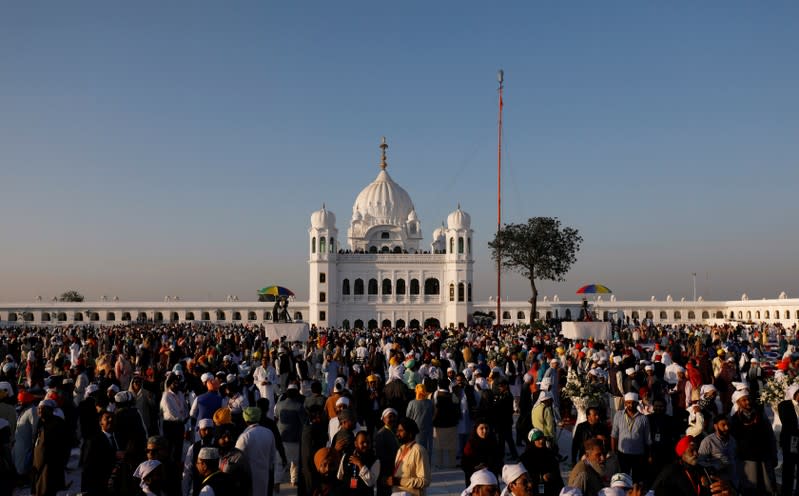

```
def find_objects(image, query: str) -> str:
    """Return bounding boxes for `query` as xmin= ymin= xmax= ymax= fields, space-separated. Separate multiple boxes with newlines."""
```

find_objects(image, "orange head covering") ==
xmin=314 ymin=447 xmax=331 ymax=473
xmin=415 ymin=383 xmax=427 ymax=400
xmin=213 ymin=407 xmax=233 ymax=426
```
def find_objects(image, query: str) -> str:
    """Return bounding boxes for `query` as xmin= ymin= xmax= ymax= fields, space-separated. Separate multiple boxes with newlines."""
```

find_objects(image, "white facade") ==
xmin=2 ymin=140 xmax=799 ymax=330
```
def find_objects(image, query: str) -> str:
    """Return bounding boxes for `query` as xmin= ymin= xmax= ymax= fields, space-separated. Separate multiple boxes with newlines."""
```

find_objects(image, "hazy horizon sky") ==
xmin=1 ymin=2 xmax=798 ymax=303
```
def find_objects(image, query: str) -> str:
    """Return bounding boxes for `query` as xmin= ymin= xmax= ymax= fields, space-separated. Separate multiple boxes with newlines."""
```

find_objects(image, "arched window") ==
xmin=468 ymin=237 xmax=472 ymax=254
xmin=458 ymin=283 xmax=465 ymax=302
xmin=396 ymin=319 xmax=406 ymax=329
xmin=565 ymin=309 xmax=572 ymax=320
xmin=410 ymin=279 xmax=420 ymax=295
xmin=311 ymin=237 xmax=316 ymax=253
xmin=106 ymin=312 xmax=116 ymax=321
xmin=449 ymin=283 xmax=455 ymax=301
xmin=342 ymin=319 xmax=350 ymax=330
xmin=737 ymin=311 xmax=743 ymax=319
xmin=73 ymin=312 xmax=83 ymax=322
xmin=380 ymin=246 xmax=390 ymax=253
xmin=392 ymin=246 xmax=402 ymax=253
xmin=409 ymin=319 xmax=420 ymax=329
xmin=170 ymin=312 xmax=179 ymax=322
xmin=449 ymin=238 xmax=454 ymax=253
xmin=396 ymin=278 xmax=406 ymax=295
xmin=631 ymin=311 xmax=640 ymax=319
xmin=264 ymin=311 xmax=272 ymax=321
xmin=368 ymin=278 xmax=378 ymax=295
xmin=659 ymin=311 xmax=667 ymax=319
xmin=354 ymin=319 xmax=364 ymax=329
xmin=368 ymin=319 xmax=378 ymax=329
xmin=488 ymin=311 xmax=496 ymax=319
xmin=748 ymin=311 xmax=753 ymax=320
xmin=232 ymin=312 xmax=242 ymax=321
xmin=502 ymin=311 xmax=511 ymax=319
xmin=381 ymin=319 xmax=392 ymax=328
xmin=424 ymin=278 xmax=440 ymax=295
xmin=201 ymin=312 xmax=210 ymax=321
xmin=329 ymin=237 xmax=335 ymax=252
xmin=546 ymin=311 xmax=552 ymax=320
xmin=153 ymin=312 xmax=163 ymax=322
xmin=458 ymin=237 xmax=464 ymax=254
xmin=715 ymin=311 xmax=724 ymax=319
xmin=517 ymin=311 xmax=525 ymax=319
xmin=687 ymin=311 xmax=695 ymax=320
xmin=468 ymin=283 xmax=472 ymax=302
xmin=646 ymin=311 xmax=654 ymax=319
xmin=765 ymin=310 xmax=770 ymax=319
xmin=294 ymin=311 xmax=303 ymax=321
xmin=369 ymin=246 xmax=378 ymax=253
xmin=796 ymin=310 xmax=799 ymax=319
xmin=319 ymin=292 xmax=326 ymax=302
xmin=776 ymin=310 xmax=781 ymax=319
xmin=729 ymin=311 xmax=735 ymax=319
xmin=342 ymin=279 xmax=350 ymax=295
xmin=701 ymin=311 xmax=709 ymax=319
xmin=185 ymin=312 xmax=195 ymax=321
xmin=319 ymin=237 xmax=326 ymax=253
xmin=319 ymin=311 xmax=326 ymax=321
xmin=216 ymin=310 xmax=226 ymax=321
xmin=121 ymin=312 xmax=130 ymax=321
xmin=354 ymin=279 xmax=364 ymax=295
xmin=382 ymin=278 xmax=392 ymax=295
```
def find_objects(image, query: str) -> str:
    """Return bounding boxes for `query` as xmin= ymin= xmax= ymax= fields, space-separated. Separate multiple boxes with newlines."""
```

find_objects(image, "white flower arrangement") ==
xmin=561 ymin=369 xmax=606 ymax=406
xmin=759 ymin=375 xmax=798 ymax=406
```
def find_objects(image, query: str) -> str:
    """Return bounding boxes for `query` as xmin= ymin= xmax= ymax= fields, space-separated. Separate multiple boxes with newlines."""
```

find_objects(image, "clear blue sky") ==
xmin=1 ymin=2 xmax=797 ymax=302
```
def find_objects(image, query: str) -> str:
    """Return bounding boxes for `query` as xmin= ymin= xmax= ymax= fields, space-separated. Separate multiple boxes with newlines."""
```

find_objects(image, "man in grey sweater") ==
xmin=698 ymin=413 xmax=737 ymax=486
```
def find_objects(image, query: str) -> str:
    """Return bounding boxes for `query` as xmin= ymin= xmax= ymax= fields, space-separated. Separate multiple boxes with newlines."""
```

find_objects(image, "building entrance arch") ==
xmin=423 ymin=317 xmax=440 ymax=329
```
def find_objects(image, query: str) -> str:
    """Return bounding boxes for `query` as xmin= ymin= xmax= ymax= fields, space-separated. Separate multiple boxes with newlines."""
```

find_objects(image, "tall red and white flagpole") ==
xmin=497 ymin=69 xmax=504 ymax=325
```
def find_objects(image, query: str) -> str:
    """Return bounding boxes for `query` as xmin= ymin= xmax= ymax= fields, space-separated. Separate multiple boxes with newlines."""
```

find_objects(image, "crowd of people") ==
xmin=0 ymin=319 xmax=794 ymax=496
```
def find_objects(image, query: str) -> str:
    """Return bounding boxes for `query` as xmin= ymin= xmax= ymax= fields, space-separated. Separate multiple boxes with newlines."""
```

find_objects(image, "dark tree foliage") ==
xmin=59 ymin=290 xmax=84 ymax=302
xmin=488 ymin=217 xmax=582 ymax=325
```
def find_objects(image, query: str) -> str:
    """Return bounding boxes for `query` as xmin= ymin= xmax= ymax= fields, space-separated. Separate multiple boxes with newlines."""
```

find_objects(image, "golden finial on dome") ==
xmin=379 ymin=136 xmax=388 ymax=170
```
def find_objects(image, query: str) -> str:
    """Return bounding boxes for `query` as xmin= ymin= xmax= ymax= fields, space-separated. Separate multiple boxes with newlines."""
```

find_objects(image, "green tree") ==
xmin=488 ymin=217 xmax=582 ymax=325
xmin=58 ymin=290 xmax=85 ymax=302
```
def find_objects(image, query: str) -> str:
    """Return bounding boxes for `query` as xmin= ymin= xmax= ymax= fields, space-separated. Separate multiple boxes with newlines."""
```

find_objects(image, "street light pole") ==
xmin=692 ymin=273 xmax=697 ymax=302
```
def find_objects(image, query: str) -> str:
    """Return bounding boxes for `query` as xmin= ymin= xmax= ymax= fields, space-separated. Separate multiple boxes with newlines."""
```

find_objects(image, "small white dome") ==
xmin=311 ymin=205 xmax=336 ymax=229
xmin=446 ymin=205 xmax=471 ymax=230
xmin=432 ymin=223 xmax=446 ymax=239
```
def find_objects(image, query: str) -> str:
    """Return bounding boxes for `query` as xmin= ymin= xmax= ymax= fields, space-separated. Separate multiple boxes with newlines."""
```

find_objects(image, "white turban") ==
xmin=700 ymin=384 xmax=717 ymax=396
xmin=381 ymin=408 xmax=398 ymax=419
xmin=732 ymin=390 xmax=748 ymax=406
xmin=335 ymin=396 xmax=350 ymax=407
xmin=559 ymin=487 xmax=584 ymax=496
xmin=623 ymin=392 xmax=639 ymax=402
xmin=463 ymin=468 xmax=498 ymax=495
xmin=501 ymin=463 xmax=527 ymax=485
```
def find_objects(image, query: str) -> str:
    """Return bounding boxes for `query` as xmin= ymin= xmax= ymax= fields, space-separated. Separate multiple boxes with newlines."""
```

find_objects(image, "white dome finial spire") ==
xmin=379 ymin=136 xmax=388 ymax=170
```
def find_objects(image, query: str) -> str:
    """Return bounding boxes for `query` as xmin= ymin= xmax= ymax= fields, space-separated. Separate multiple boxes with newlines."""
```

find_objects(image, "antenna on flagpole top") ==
xmin=497 ymin=69 xmax=504 ymax=84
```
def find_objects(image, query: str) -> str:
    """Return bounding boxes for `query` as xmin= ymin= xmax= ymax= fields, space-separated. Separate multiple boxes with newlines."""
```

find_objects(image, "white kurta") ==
xmin=253 ymin=365 xmax=277 ymax=417
xmin=235 ymin=424 xmax=276 ymax=496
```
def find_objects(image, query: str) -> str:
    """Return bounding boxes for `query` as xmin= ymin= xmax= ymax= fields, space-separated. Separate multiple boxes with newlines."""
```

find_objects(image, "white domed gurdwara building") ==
xmin=308 ymin=138 xmax=474 ymax=330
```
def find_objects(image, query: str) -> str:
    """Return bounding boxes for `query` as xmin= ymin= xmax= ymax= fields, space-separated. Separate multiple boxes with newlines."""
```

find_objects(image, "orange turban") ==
xmin=314 ymin=447 xmax=331 ymax=473
xmin=213 ymin=407 xmax=232 ymax=426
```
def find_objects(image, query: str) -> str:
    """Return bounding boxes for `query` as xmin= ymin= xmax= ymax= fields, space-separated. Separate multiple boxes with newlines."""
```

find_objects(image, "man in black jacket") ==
xmin=81 ymin=410 xmax=117 ymax=496
xmin=778 ymin=384 xmax=799 ymax=496
xmin=571 ymin=407 xmax=609 ymax=464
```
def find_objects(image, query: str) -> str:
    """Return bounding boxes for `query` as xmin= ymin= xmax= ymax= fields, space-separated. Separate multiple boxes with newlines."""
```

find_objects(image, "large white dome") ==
xmin=352 ymin=169 xmax=415 ymax=226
